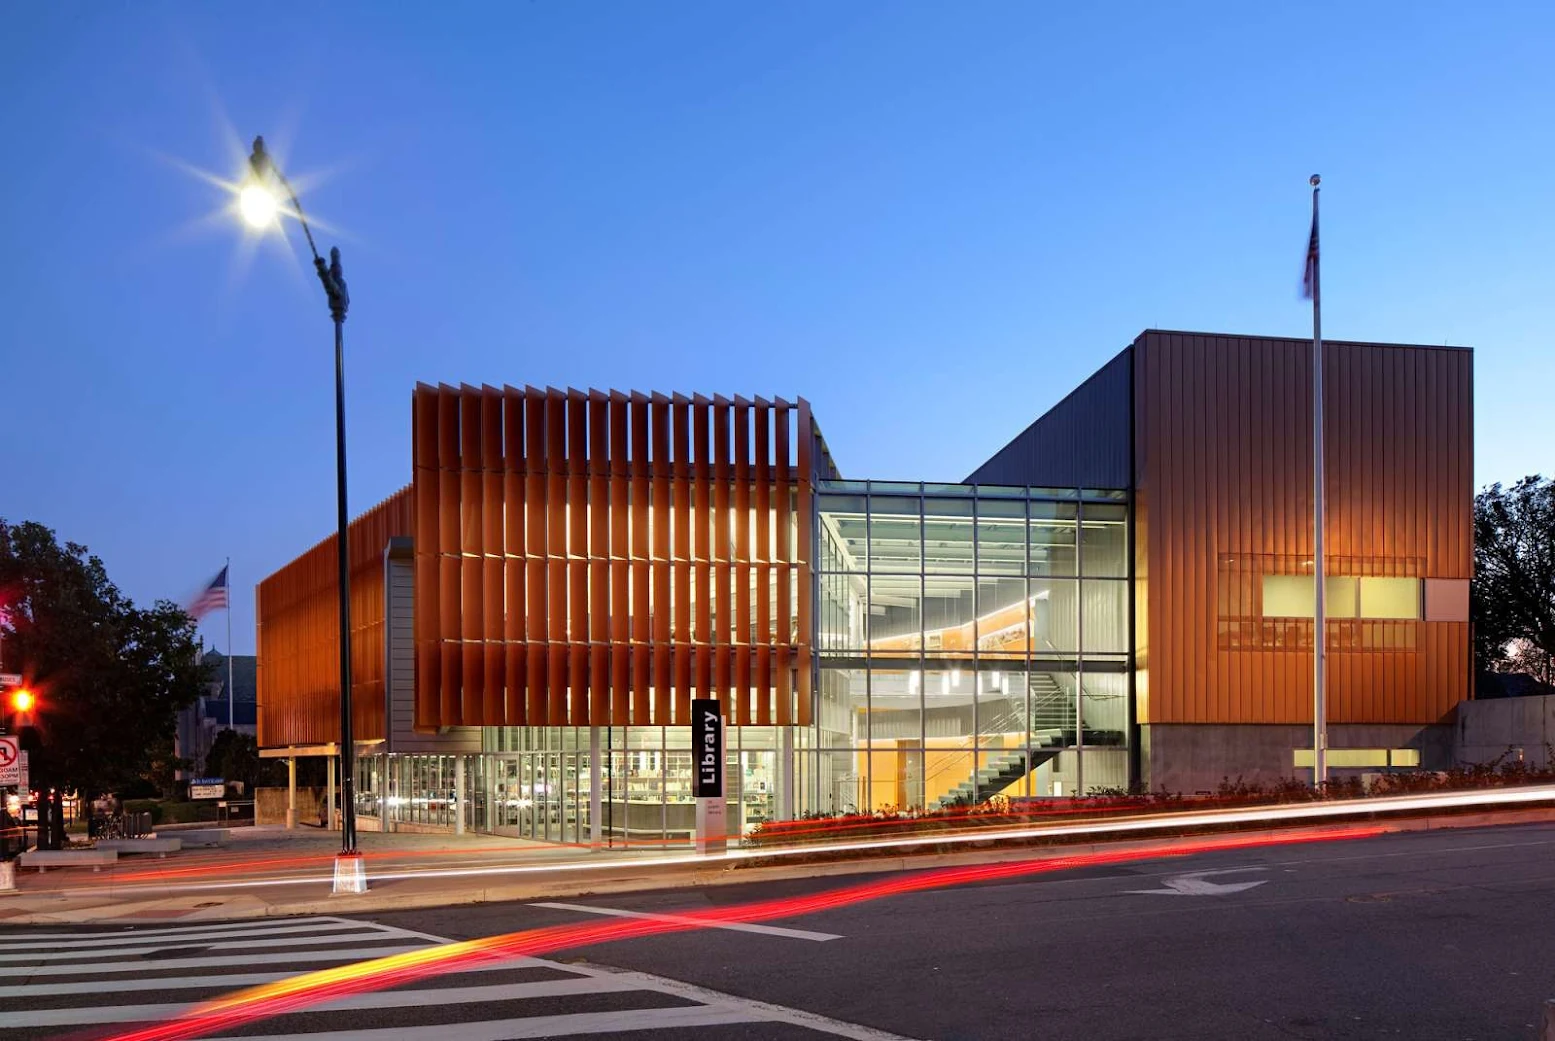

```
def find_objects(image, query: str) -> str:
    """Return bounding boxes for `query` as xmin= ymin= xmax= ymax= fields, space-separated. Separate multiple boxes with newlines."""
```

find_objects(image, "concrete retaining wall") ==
xmin=1142 ymin=723 xmax=1455 ymax=795
xmin=1456 ymin=695 xmax=1555 ymax=767
xmin=256 ymin=787 xmax=325 ymax=826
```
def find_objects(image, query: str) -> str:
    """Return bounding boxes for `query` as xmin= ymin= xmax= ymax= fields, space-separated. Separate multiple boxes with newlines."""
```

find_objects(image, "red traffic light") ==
xmin=9 ymin=688 xmax=33 ymax=713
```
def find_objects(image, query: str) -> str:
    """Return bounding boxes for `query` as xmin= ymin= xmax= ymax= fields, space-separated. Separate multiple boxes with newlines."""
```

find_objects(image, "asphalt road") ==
xmin=3 ymin=822 xmax=1553 ymax=1040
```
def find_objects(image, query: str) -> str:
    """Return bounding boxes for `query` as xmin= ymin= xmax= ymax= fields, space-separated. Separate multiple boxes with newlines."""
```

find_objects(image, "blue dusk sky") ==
xmin=3 ymin=2 xmax=1552 ymax=654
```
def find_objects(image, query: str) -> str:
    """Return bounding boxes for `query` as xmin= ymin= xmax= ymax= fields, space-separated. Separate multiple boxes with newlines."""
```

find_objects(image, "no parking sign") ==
xmin=0 ymin=736 xmax=19 ymax=786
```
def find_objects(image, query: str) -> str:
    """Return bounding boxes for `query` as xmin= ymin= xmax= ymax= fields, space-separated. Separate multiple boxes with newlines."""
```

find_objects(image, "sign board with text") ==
xmin=692 ymin=699 xmax=726 ymax=856
xmin=0 ymin=673 xmax=21 ymax=687
xmin=691 ymin=699 xmax=723 ymax=798
xmin=189 ymin=777 xmax=225 ymax=800
xmin=0 ymin=736 xmax=19 ymax=786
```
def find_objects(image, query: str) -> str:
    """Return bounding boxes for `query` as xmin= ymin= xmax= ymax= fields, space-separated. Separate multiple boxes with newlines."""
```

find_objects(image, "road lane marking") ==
xmin=1126 ymin=867 xmax=1269 ymax=896
xmin=0 ymin=971 xmax=297 ymax=999
xmin=11 ymin=943 xmax=427 ymax=977
xmin=2 ymin=974 xmax=649 ymax=1028
xmin=0 ymin=946 xmax=551 ymax=998
xmin=530 ymin=900 xmax=844 ymax=941
xmin=197 ymin=1004 xmax=764 ymax=1040
xmin=0 ymin=915 xmax=367 ymax=943
xmin=580 ymin=964 xmax=924 ymax=1040
xmin=0 ymin=928 xmax=405 ymax=963
xmin=0 ymin=918 xmax=375 ymax=951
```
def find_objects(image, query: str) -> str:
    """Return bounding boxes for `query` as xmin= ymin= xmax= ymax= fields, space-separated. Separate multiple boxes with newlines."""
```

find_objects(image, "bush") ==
xmin=119 ymin=799 xmax=221 ymax=825
xmin=744 ymin=750 xmax=1555 ymax=851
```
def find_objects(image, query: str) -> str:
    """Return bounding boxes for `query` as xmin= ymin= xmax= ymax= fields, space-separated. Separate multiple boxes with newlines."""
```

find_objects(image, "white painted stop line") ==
xmin=530 ymin=900 xmax=844 ymax=941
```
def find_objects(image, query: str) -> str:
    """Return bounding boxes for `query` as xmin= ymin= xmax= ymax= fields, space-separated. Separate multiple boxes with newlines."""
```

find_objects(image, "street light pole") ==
xmin=325 ymin=249 xmax=356 ymax=862
xmin=244 ymin=137 xmax=362 ymax=891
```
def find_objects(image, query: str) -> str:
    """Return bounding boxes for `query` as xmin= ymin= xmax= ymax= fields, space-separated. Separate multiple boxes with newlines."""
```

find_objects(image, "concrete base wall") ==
xmin=1455 ymin=695 xmax=1555 ymax=767
xmin=255 ymin=787 xmax=323 ymax=827
xmin=1141 ymin=723 xmax=1455 ymax=795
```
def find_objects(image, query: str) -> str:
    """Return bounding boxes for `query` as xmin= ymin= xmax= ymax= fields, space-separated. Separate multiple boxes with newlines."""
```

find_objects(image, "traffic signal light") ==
xmin=5 ymin=687 xmax=34 ymax=730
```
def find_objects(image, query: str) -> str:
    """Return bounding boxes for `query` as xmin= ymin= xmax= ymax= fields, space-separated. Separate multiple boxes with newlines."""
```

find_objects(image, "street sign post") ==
xmin=0 ymin=736 xmax=20 ymax=787
xmin=0 ymin=674 xmax=22 ymax=687
xmin=692 ymin=699 xmax=726 ymax=855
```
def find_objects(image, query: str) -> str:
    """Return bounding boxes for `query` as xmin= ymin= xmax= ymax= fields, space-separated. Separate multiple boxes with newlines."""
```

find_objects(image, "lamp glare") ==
xmin=239 ymin=183 xmax=279 ymax=228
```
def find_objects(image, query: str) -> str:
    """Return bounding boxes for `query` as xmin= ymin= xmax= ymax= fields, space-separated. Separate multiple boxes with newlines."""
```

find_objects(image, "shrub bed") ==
xmin=743 ymin=749 xmax=1555 ymax=851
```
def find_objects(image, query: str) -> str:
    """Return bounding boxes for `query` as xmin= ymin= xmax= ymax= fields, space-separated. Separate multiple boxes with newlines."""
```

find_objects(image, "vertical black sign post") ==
xmin=692 ymin=698 xmax=726 ymax=854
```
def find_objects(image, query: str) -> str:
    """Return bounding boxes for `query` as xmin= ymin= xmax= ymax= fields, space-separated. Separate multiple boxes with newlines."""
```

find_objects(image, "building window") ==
xmin=1260 ymin=575 xmax=1421 ymax=621
xmin=1358 ymin=577 xmax=1422 ymax=620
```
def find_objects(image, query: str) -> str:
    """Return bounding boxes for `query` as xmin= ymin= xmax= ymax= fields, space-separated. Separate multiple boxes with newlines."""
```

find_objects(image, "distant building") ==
xmin=175 ymin=650 xmax=257 ymax=777
xmin=255 ymin=330 xmax=1473 ymax=839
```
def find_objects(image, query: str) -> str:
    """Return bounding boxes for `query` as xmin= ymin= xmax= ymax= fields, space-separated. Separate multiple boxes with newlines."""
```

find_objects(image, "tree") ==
xmin=1473 ymin=476 xmax=1555 ymax=683
xmin=0 ymin=520 xmax=209 ymax=799
xmin=205 ymin=729 xmax=284 ymax=793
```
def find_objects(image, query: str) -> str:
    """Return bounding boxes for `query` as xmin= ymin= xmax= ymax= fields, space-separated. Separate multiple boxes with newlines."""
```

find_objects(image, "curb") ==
xmin=3 ymin=804 xmax=1553 ymax=926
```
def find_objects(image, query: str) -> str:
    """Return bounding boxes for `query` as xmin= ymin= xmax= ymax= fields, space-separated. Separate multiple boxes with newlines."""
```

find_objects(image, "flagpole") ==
xmin=1309 ymin=174 xmax=1327 ymax=788
xmin=226 ymin=557 xmax=234 ymax=731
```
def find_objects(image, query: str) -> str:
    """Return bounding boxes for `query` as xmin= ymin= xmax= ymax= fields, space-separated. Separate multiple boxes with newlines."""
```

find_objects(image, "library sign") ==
xmin=692 ymin=699 xmax=723 ymax=799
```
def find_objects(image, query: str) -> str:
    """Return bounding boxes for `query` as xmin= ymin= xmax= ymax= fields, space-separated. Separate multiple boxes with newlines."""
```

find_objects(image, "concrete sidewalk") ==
xmin=6 ymin=804 xmax=1555 ymax=927
xmin=0 ymin=824 xmax=693 ymax=925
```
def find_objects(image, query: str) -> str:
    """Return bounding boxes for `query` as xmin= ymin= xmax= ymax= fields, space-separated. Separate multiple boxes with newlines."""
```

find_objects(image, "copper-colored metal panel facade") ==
xmin=261 ymin=331 xmax=1468 ymax=808
xmin=411 ymin=385 xmax=441 ymax=732
xmin=261 ymin=386 xmax=813 ymax=735
xmin=256 ymin=487 xmax=413 ymax=747
xmin=1134 ymin=332 xmax=1472 ymax=726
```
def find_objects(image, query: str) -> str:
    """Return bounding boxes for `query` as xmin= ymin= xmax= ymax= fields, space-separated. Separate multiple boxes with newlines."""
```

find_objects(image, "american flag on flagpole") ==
xmin=187 ymin=565 xmax=230 ymax=621
xmin=1301 ymin=210 xmax=1319 ymax=300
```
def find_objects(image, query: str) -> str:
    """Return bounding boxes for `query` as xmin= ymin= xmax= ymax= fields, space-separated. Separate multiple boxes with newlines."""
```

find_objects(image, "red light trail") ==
xmin=100 ymin=827 xmax=1383 ymax=1041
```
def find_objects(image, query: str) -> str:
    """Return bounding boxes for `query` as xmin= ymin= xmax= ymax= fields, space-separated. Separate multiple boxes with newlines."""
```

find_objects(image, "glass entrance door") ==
xmin=490 ymin=757 xmax=525 ymax=837
xmin=739 ymin=750 xmax=777 ymax=833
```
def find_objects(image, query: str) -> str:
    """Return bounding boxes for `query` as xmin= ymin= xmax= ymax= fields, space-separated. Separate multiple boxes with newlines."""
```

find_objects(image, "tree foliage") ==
xmin=0 ymin=519 xmax=209 ymax=795
xmin=205 ymin=729 xmax=285 ymax=792
xmin=1473 ymin=476 xmax=1555 ymax=683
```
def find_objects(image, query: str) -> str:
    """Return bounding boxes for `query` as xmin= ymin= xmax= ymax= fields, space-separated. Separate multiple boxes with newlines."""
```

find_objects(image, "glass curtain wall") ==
xmin=813 ymin=481 xmax=1129 ymax=813
xmin=478 ymin=724 xmax=784 ymax=845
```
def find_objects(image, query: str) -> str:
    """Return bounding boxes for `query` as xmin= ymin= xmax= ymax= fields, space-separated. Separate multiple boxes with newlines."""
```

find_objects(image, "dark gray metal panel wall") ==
xmin=964 ymin=347 xmax=1133 ymax=487
xmin=386 ymin=537 xmax=480 ymax=754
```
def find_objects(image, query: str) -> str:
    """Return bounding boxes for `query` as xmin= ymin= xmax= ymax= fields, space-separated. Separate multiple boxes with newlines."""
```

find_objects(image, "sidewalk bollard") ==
xmin=0 ymin=859 xmax=15 ymax=894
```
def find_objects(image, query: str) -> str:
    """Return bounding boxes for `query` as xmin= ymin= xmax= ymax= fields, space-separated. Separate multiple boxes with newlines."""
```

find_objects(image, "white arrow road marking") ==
xmin=1126 ymin=867 xmax=1269 ymax=896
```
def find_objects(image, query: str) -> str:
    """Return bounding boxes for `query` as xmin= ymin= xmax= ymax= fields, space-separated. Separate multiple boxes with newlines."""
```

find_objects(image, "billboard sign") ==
xmin=189 ymin=777 xmax=225 ymax=800
xmin=691 ymin=699 xmax=723 ymax=799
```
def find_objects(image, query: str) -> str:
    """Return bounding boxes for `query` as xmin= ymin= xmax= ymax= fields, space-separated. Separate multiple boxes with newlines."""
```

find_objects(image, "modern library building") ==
xmin=256 ymin=329 xmax=1474 ymax=843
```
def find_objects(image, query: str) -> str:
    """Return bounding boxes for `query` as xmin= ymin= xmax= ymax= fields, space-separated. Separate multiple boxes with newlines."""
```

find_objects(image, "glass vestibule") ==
xmin=812 ymin=481 xmax=1130 ymax=814
xmin=478 ymin=725 xmax=787 ymax=845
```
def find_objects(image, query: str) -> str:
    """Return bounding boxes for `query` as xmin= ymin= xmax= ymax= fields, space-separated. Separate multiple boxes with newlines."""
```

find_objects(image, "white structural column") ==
xmin=454 ymin=756 xmax=466 ymax=836
xmin=286 ymin=757 xmax=297 ymax=829
xmin=589 ymin=728 xmax=603 ymax=849
xmin=326 ymin=755 xmax=337 ymax=831
xmin=777 ymin=725 xmax=795 ymax=821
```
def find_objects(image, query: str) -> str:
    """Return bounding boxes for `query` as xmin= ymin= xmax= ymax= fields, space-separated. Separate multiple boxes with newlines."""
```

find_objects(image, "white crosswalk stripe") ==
xmin=0 ymin=914 xmax=908 ymax=1040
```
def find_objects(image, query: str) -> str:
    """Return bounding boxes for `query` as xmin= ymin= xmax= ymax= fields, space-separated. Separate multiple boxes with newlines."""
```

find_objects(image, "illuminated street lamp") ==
xmin=241 ymin=136 xmax=363 ymax=893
